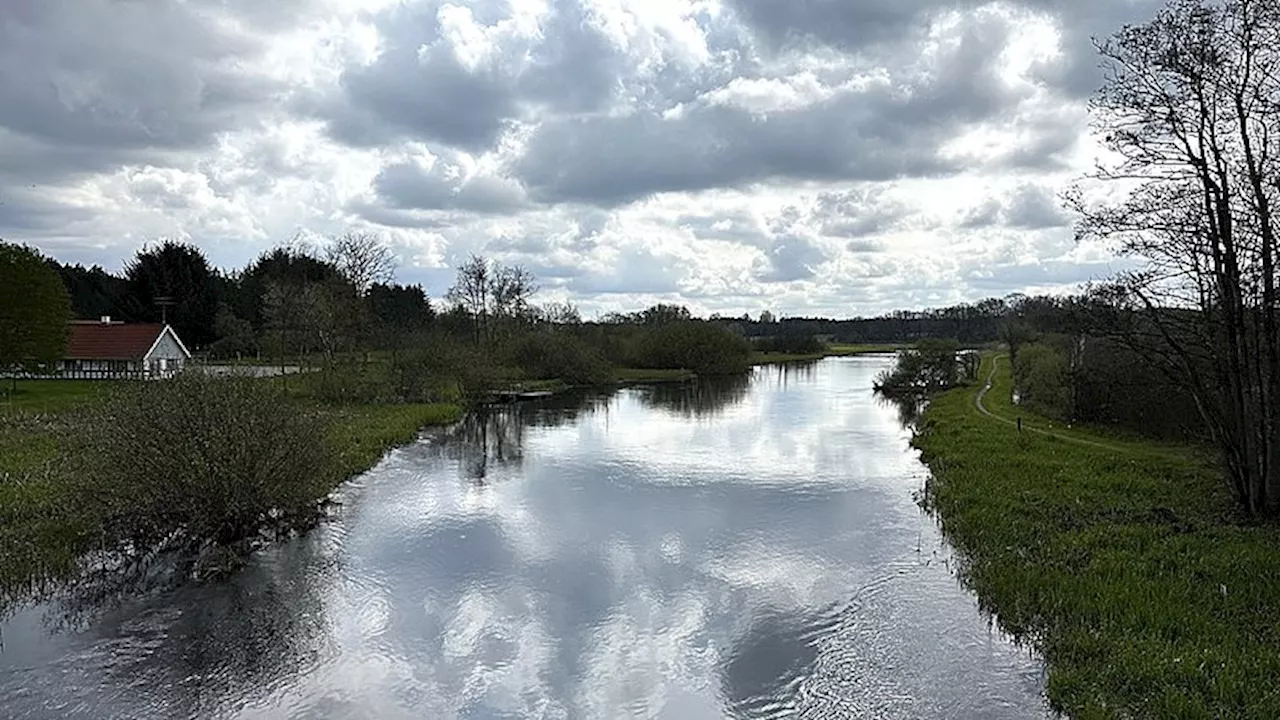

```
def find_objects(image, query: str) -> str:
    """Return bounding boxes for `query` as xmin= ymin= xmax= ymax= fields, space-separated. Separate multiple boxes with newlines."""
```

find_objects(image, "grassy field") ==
xmin=915 ymin=354 xmax=1280 ymax=718
xmin=0 ymin=377 xmax=461 ymax=604
xmin=0 ymin=380 xmax=114 ymax=414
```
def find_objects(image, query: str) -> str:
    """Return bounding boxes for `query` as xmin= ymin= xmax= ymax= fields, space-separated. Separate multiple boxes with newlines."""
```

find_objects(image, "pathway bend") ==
xmin=975 ymin=355 xmax=1130 ymax=454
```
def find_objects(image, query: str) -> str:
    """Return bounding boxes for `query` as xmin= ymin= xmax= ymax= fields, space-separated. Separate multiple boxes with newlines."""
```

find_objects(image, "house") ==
xmin=57 ymin=317 xmax=191 ymax=380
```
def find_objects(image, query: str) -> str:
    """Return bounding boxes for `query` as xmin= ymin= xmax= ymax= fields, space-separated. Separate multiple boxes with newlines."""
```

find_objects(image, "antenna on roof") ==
xmin=155 ymin=296 xmax=176 ymax=325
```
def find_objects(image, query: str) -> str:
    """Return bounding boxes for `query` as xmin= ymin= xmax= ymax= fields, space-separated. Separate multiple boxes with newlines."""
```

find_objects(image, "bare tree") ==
xmin=446 ymin=255 xmax=538 ymax=344
xmin=1070 ymin=0 xmax=1280 ymax=515
xmin=325 ymin=232 xmax=396 ymax=295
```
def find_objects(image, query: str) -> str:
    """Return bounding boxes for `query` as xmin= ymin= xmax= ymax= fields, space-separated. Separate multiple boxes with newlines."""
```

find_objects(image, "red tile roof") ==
xmin=66 ymin=322 xmax=167 ymax=361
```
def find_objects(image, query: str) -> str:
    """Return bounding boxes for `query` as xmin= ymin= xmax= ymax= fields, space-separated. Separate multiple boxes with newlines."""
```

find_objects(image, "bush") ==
xmin=631 ymin=321 xmax=752 ymax=375
xmin=312 ymin=359 xmax=391 ymax=404
xmin=510 ymin=330 xmax=612 ymax=386
xmin=752 ymin=334 xmax=825 ymax=355
xmin=874 ymin=339 xmax=965 ymax=396
xmin=74 ymin=373 xmax=333 ymax=554
xmin=1013 ymin=342 xmax=1073 ymax=420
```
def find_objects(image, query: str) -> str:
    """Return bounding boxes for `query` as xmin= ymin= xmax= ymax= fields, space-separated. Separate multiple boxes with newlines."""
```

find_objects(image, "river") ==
xmin=0 ymin=356 xmax=1048 ymax=719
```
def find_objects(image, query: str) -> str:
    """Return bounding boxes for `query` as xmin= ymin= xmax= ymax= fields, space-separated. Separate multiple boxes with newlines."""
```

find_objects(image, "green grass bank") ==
xmin=914 ymin=354 xmax=1280 ymax=718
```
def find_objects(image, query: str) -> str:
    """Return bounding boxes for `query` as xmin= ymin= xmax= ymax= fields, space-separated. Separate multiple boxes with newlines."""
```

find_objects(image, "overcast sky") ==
xmin=0 ymin=0 xmax=1158 ymax=318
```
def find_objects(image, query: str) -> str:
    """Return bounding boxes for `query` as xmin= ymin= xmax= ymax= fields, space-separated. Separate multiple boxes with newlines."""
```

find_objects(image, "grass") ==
xmin=324 ymin=403 xmax=464 ymax=480
xmin=915 ymin=353 xmax=1280 ymax=718
xmin=0 ymin=380 xmax=112 ymax=414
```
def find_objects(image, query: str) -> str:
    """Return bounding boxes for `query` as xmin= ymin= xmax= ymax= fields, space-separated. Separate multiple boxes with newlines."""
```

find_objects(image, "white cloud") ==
xmin=0 ymin=0 xmax=1166 ymax=314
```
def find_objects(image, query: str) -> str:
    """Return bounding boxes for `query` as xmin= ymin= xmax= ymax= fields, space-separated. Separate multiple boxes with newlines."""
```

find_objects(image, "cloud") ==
xmin=0 ymin=0 xmax=1154 ymax=316
xmin=368 ymin=153 xmax=529 ymax=216
xmin=961 ymin=183 xmax=1068 ymax=229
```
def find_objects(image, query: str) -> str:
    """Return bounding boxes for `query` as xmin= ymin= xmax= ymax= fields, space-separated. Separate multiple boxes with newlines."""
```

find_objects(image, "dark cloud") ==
xmin=727 ymin=0 xmax=1164 ymax=97
xmin=515 ymin=10 xmax=1035 ymax=206
xmin=0 ymin=0 xmax=278 ymax=155
xmin=371 ymin=160 xmax=528 ymax=215
xmin=813 ymin=188 xmax=913 ymax=238
xmin=962 ymin=183 xmax=1068 ymax=229
xmin=318 ymin=0 xmax=634 ymax=152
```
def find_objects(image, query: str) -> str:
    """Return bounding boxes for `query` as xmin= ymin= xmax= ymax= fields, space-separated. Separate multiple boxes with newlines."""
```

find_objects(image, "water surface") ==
xmin=0 ymin=356 xmax=1048 ymax=719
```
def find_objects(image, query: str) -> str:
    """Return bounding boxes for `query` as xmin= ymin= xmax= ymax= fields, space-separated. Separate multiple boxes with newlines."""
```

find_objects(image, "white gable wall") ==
xmin=144 ymin=329 xmax=188 ymax=362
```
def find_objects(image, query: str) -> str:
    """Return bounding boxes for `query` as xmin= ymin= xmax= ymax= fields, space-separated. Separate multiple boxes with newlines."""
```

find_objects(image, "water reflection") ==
xmin=439 ymin=391 xmax=614 ymax=480
xmin=0 ymin=357 xmax=1049 ymax=719
xmin=633 ymin=373 xmax=751 ymax=418
xmin=878 ymin=392 xmax=926 ymax=429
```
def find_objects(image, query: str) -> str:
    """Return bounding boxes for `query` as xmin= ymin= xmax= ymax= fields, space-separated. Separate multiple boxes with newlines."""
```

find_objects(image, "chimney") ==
xmin=100 ymin=316 xmax=112 ymax=325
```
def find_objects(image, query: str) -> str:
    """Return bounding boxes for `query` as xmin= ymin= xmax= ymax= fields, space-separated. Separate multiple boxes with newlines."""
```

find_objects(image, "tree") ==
xmin=1070 ymin=0 xmax=1280 ymax=514
xmin=325 ymin=231 xmax=396 ymax=295
xmin=368 ymin=283 xmax=434 ymax=333
xmin=262 ymin=278 xmax=363 ymax=366
xmin=446 ymin=255 xmax=537 ymax=345
xmin=122 ymin=240 xmax=220 ymax=348
xmin=236 ymin=246 xmax=348 ymax=335
xmin=0 ymin=242 xmax=70 ymax=388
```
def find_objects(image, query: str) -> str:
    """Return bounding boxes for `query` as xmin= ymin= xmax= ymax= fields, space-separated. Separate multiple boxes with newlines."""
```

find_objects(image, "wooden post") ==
xmin=1017 ymin=417 xmax=1022 ymax=433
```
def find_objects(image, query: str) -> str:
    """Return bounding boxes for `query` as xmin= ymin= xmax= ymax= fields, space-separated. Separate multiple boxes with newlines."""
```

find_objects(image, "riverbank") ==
xmin=751 ymin=343 xmax=903 ymax=365
xmin=914 ymin=354 xmax=1280 ymax=718
xmin=0 ymin=382 xmax=461 ymax=605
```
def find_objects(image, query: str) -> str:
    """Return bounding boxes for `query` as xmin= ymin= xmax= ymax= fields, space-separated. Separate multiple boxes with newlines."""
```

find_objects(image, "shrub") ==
xmin=510 ymin=330 xmax=612 ymax=386
xmin=874 ymin=339 xmax=964 ymax=396
xmin=1013 ymin=342 xmax=1073 ymax=420
xmin=632 ymin=321 xmax=752 ymax=375
xmin=312 ymin=358 xmax=391 ymax=404
xmin=752 ymin=334 xmax=825 ymax=355
xmin=74 ymin=373 xmax=333 ymax=554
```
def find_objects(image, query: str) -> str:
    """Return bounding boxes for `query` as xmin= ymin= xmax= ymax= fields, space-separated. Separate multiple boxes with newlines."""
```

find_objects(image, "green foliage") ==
xmin=122 ymin=240 xmax=220 ymax=347
xmin=74 ymin=373 xmax=334 ymax=552
xmin=629 ymin=321 xmax=752 ymax=375
xmin=510 ymin=330 xmax=612 ymax=386
xmin=0 ymin=242 xmax=71 ymax=378
xmin=874 ymin=338 xmax=969 ymax=396
xmin=917 ymin=355 xmax=1280 ymax=718
xmin=1013 ymin=342 xmax=1073 ymax=420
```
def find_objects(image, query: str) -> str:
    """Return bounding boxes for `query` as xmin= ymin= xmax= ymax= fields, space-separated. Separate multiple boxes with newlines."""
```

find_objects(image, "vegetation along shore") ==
xmin=896 ymin=351 xmax=1280 ymax=718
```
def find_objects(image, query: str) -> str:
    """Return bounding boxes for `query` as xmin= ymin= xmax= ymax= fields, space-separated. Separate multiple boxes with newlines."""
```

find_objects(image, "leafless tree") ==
xmin=325 ymin=231 xmax=397 ymax=295
xmin=1070 ymin=0 xmax=1280 ymax=515
xmin=446 ymin=254 xmax=538 ymax=344
xmin=263 ymin=278 xmax=364 ymax=366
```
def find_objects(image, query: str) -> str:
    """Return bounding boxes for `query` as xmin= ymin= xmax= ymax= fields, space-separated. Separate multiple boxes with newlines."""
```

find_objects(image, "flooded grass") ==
xmin=915 ymin=355 xmax=1280 ymax=719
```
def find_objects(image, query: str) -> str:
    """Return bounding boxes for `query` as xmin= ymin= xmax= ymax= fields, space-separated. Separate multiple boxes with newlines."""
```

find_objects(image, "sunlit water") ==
xmin=0 ymin=356 xmax=1049 ymax=719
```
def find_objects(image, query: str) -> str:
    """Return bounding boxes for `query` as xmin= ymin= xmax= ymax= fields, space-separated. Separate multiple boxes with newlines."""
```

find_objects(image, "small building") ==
xmin=57 ymin=317 xmax=191 ymax=380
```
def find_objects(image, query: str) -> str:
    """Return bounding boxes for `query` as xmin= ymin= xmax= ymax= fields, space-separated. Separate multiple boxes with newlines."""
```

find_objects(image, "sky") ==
xmin=0 ymin=0 xmax=1159 ymax=319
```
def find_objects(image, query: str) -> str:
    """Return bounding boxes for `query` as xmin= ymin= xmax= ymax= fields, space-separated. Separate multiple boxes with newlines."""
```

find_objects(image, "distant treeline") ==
xmin=48 ymin=239 xmax=1085 ymax=355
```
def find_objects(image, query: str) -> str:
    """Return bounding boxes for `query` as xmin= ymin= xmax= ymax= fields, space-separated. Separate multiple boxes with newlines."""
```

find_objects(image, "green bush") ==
xmin=752 ymin=334 xmax=825 ymax=355
xmin=874 ymin=338 xmax=965 ymax=395
xmin=630 ymin=321 xmax=752 ymax=375
xmin=510 ymin=330 xmax=612 ymax=386
xmin=74 ymin=373 xmax=333 ymax=554
xmin=312 ymin=359 xmax=391 ymax=404
xmin=1013 ymin=342 xmax=1073 ymax=420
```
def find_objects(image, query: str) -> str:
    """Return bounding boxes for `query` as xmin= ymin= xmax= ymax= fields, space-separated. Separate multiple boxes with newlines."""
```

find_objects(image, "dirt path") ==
xmin=975 ymin=355 xmax=1130 ymax=453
